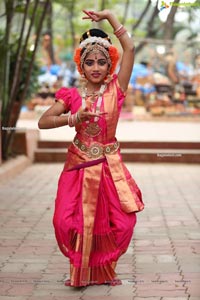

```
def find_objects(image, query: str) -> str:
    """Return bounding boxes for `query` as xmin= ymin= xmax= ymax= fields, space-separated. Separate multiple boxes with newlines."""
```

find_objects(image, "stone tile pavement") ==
xmin=0 ymin=162 xmax=200 ymax=300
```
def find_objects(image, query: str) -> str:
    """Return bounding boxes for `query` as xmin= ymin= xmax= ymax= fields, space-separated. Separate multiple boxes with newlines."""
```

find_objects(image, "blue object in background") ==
xmin=176 ymin=61 xmax=193 ymax=76
xmin=50 ymin=64 xmax=61 ymax=75
xmin=130 ymin=63 xmax=156 ymax=94
xmin=40 ymin=64 xmax=61 ymax=76
xmin=21 ymin=105 xmax=28 ymax=112
xmin=130 ymin=64 xmax=149 ymax=86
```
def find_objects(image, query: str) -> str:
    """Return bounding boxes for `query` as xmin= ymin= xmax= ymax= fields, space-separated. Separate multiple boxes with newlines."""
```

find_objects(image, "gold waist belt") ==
xmin=73 ymin=138 xmax=119 ymax=159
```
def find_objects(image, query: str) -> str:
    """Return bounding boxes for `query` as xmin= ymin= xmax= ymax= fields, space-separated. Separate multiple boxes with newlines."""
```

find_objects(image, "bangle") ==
xmin=53 ymin=116 xmax=58 ymax=128
xmin=114 ymin=24 xmax=123 ymax=34
xmin=68 ymin=114 xmax=73 ymax=127
xmin=115 ymin=26 xmax=127 ymax=38
xmin=67 ymin=112 xmax=82 ymax=127
xmin=114 ymin=24 xmax=127 ymax=38
xmin=67 ymin=114 xmax=71 ymax=127
xmin=76 ymin=111 xmax=81 ymax=123
xmin=67 ymin=113 xmax=79 ymax=127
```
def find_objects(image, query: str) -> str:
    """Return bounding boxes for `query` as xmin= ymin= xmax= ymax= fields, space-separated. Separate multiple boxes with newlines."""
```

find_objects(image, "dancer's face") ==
xmin=83 ymin=51 xmax=109 ymax=85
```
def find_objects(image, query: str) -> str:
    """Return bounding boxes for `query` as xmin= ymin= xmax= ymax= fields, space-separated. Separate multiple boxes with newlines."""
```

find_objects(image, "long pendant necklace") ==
xmin=81 ymin=84 xmax=107 ymax=137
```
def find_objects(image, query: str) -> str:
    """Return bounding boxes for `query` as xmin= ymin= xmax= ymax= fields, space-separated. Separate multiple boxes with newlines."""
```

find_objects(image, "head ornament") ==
xmin=74 ymin=35 xmax=119 ymax=75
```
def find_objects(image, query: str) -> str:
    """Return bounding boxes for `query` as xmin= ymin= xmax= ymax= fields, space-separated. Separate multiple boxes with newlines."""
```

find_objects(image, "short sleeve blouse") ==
xmin=55 ymin=87 xmax=81 ymax=114
xmin=113 ymin=74 xmax=126 ymax=109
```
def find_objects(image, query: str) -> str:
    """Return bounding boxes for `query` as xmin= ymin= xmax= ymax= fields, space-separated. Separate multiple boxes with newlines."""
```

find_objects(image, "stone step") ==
xmin=38 ymin=140 xmax=200 ymax=150
xmin=34 ymin=146 xmax=200 ymax=163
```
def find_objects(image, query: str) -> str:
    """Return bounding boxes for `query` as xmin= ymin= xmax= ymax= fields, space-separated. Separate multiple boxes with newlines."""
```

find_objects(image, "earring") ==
xmin=104 ymin=73 xmax=112 ymax=84
xmin=79 ymin=73 xmax=88 ymax=87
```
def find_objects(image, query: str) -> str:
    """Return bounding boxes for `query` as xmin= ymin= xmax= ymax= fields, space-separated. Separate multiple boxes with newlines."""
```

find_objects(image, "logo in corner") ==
xmin=159 ymin=1 xmax=170 ymax=11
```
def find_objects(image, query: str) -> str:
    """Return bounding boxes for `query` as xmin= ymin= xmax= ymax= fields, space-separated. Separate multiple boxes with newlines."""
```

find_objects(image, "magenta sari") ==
xmin=53 ymin=75 xmax=144 ymax=287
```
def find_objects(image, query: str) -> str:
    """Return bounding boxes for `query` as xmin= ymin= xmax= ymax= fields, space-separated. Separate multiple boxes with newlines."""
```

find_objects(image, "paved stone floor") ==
xmin=0 ymin=162 xmax=200 ymax=300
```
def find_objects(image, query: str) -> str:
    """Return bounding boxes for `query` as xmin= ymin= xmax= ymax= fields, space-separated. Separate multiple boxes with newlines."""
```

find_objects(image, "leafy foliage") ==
xmin=1 ymin=0 xmax=50 ymax=160
xmin=9 ymin=38 xmax=40 ymax=102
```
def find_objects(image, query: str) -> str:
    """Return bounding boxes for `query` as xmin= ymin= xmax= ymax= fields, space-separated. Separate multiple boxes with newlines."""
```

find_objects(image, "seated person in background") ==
xmin=192 ymin=54 xmax=200 ymax=97
xmin=120 ymin=83 xmax=134 ymax=120
xmin=130 ymin=61 xmax=156 ymax=107
xmin=165 ymin=51 xmax=179 ymax=86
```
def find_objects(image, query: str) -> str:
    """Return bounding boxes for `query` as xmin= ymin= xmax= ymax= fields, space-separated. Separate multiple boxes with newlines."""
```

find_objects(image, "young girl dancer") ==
xmin=38 ymin=9 xmax=144 ymax=287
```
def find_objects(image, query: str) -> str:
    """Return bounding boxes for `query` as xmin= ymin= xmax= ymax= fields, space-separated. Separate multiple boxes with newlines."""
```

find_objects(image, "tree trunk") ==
xmin=2 ymin=0 xmax=51 ymax=160
xmin=131 ymin=0 xmax=151 ymax=32
xmin=146 ymin=1 xmax=160 ymax=36
xmin=1 ymin=0 xmax=15 ymax=160
xmin=69 ymin=0 xmax=76 ymax=49
xmin=163 ymin=0 xmax=180 ymax=41
xmin=2 ymin=0 xmax=33 ymax=157
xmin=135 ymin=1 xmax=160 ymax=54
xmin=1 ymin=0 xmax=15 ymax=116
xmin=121 ymin=0 xmax=130 ymax=26
xmin=46 ymin=1 xmax=55 ymax=64
xmin=100 ymin=0 xmax=107 ymax=10
xmin=8 ymin=0 xmax=31 ymax=114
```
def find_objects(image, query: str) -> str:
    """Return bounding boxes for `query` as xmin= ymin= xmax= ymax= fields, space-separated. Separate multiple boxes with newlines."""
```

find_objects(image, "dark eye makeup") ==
xmin=84 ymin=59 xmax=107 ymax=66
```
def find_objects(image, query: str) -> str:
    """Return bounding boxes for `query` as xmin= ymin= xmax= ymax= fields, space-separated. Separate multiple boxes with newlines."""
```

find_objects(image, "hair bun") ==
xmin=80 ymin=28 xmax=112 ymax=44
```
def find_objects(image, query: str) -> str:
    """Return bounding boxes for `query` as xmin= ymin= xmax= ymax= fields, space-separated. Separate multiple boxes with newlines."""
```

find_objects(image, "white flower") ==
xmin=80 ymin=36 xmax=111 ymax=49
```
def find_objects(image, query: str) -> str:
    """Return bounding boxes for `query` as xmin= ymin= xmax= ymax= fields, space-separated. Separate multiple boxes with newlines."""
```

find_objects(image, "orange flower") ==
xmin=73 ymin=48 xmax=82 ymax=74
xmin=109 ymin=46 xmax=119 ymax=74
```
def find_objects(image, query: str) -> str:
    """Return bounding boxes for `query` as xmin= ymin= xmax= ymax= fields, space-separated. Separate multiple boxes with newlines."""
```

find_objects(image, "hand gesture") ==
xmin=78 ymin=107 xmax=107 ymax=122
xmin=82 ymin=10 xmax=109 ymax=22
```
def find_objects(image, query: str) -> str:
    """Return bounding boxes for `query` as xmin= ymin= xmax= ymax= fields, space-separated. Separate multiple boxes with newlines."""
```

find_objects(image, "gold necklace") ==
xmin=86 ymin=91 xmax=98 ymax=103
xmin=81 ymin=84 xmax=107 ymax=137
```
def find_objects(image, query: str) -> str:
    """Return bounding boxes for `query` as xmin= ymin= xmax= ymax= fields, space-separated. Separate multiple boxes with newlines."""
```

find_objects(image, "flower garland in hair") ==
xmin=108 ymin=46 xmax=119 ymax=75
xmin=74 ymin=48 xmax=82 ymax=74
xmin=80 ymin=36 xmax=111 ymax=49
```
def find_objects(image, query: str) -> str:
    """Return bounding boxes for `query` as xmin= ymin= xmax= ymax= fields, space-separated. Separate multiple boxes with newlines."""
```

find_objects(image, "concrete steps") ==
xmin=34 ymin=141 xmax=200 ymax=163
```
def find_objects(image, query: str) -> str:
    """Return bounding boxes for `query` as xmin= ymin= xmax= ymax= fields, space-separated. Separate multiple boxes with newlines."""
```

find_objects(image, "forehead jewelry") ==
xmin=81 ymin=43 xmax=111 ymax=70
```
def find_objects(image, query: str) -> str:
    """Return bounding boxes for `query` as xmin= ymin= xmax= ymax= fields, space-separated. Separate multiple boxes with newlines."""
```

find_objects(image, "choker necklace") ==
xmin=85 ymin=90 xmax=99 ymax=103
xmin=82 ymin=83 xmax=106 ymax=120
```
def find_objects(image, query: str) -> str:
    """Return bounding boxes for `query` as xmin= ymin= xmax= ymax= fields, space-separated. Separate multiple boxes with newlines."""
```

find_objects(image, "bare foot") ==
xmin=64 ymin=279 xmax=71 ymax=286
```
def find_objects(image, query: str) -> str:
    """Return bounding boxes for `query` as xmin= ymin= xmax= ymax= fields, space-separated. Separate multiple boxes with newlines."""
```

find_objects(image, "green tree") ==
xmin=1 ymin=0 xmax=51 ymax=160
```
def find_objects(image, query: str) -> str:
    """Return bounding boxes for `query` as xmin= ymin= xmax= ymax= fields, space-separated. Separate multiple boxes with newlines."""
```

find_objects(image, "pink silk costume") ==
xmin=53 ymin=74 xmax=144 ymax=287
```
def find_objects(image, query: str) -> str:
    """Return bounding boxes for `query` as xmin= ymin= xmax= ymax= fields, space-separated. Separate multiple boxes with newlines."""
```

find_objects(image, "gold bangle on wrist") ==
xmin=77 ymin=111 xmax=81 ymax=123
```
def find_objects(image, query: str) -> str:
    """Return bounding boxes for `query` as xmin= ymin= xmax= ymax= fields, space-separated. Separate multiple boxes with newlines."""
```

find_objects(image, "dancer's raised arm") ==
xmin=82 ymin=9 xmax=134 ymax=91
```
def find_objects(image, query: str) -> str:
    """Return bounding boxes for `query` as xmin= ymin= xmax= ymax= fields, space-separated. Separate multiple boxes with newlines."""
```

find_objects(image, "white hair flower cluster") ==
xmin=79 ymin=36 xmax=111 ymax=49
